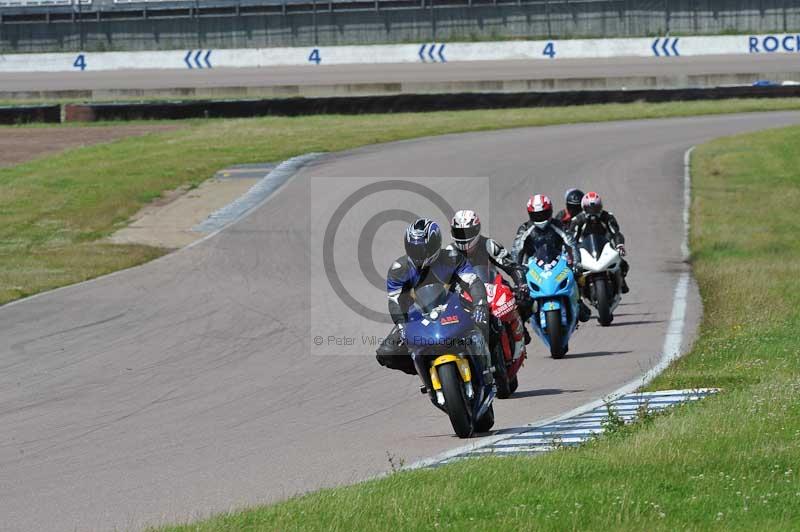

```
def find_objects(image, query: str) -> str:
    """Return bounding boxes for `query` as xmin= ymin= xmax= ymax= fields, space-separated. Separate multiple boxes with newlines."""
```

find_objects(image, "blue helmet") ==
xmin=404 ymin=218 xmax=442 ymax=269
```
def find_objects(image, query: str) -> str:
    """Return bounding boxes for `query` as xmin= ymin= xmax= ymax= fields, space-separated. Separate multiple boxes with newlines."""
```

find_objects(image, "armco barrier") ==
xmin=62 ymin=85 xmax=800 ymax=122
xmin=0 ymin=104 xmax=60 ymax=124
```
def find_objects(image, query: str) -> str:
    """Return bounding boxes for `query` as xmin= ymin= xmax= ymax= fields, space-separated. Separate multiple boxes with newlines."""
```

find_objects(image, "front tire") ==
xmin=509 ymin=374 xmax=519 ymax=394
xmin=546 ymin=310 xmax=565 ymax=359
xmin=493 ymin=344 xmax=512 ymax=399
xmin=474 ymin=404 xmax=495 ymax=433
xmin=595 ymin=278 xmax=614 ymax=326
xmin=439 ymin=363 xmax=473 ymax=438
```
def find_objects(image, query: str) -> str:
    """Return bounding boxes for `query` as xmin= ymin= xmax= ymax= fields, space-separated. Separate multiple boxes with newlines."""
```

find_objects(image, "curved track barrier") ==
xmin=63 ymin=85 xmax=800 ymax=122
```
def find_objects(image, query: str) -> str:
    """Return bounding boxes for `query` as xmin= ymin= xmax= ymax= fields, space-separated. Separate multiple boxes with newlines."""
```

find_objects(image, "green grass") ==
xmin=151 ymin=122 xmax=800 ymax=531
xmin=3 ymin=97 xmax=800 ymax=307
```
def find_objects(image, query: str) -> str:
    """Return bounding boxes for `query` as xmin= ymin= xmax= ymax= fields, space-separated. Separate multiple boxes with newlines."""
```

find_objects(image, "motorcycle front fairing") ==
xmin=405 ymin=288 xmax=474 ymax=345
xmin=578 ymin=233 xmax=623 ymax=315
xmin=525 ymin=255 xmax=580 ymax=348
xmin=405 ymin=289 xmax=492 ymax=416
xmin=579 ymin=233 xmax=622 ymax=275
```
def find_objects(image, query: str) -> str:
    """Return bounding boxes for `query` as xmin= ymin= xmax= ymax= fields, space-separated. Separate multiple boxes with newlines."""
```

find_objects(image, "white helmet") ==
xmin=450 ymin=210 xmax=481 ymax=252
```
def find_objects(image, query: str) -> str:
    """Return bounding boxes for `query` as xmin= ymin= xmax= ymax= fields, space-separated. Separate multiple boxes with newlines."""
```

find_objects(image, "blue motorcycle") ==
xmin=525 ymin=248 xmax=580 ymax=359
xmin=405 ymin=283 xmax=495 ymax=438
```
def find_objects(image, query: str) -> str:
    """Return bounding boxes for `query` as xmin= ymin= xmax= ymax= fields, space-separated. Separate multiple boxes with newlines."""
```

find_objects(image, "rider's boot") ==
xmin=620 ymin=261 xmax=630 ymax=294
xmin=508 ymin=312 xmax=527 ymax=359
xmin=514 ymin=342 xmax=526 ymax=362
xmin=579 ymin=301 xmax=591 ymax=322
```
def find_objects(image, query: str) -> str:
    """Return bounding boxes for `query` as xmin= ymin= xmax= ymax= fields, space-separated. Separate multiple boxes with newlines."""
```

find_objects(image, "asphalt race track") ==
xmin=2 ymin=112 xmax=799 ymax=531
xmin=2 ymin=54 xmax=800 ymax=91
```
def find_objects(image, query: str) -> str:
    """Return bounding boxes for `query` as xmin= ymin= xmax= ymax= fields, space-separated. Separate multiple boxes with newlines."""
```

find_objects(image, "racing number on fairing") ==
xmin=308 ymin=49 xmax=321 ymax=64
xmin=73 ymin=54 xmax=87 ymax=71
xmin=543 ymin=42 xmax=556 ymax=59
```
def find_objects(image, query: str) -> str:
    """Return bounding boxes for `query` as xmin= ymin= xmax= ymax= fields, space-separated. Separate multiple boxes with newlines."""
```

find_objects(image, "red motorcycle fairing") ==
xmin=464 ymin=274 xmax=526 ymax=386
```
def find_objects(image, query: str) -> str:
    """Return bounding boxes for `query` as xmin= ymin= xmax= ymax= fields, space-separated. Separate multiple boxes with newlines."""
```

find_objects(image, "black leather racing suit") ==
xmin=448 ymin=235 xmax=526 ymax=287
xmin=375 ymin=249 xmax=488 ymax=375
xmin=570 ymin=210 xmax=625 ymax=246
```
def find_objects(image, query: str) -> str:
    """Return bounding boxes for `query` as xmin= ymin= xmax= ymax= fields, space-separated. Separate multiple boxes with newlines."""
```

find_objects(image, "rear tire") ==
xmin=474 ymin=404 xmax=495 ymax=433
xmin=546 ymin=310 xmax=565 ymax=359
xmin=439 ymin=363 xmax=473 ymax=438
xmin=595 ymin=279 xmax=614 ymax=326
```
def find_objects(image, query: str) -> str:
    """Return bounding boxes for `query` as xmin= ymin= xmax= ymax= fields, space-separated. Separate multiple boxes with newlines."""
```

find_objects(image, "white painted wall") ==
xmin=0 ymin=33 xmax=797 ymax=73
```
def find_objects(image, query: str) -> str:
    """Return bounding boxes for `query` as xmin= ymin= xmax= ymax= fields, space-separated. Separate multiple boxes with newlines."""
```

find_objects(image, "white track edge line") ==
xmin=406 ymin=145 xmax=698 ymax=470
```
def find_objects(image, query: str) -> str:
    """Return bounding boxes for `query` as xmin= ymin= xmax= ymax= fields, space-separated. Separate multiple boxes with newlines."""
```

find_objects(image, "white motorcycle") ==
xmin=578 ymin=233 xmax=623 ymax=326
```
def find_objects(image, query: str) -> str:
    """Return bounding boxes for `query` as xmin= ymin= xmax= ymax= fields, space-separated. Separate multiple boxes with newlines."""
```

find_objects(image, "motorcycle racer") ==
xmin=448 ymin=210 xmax=529 ymax=303
xmin=512 ymin=194 xmax=591 ymax=323
xmin=447 ymin=209 xmax=529 ymax=356
xmin=555 ymin=188 xmax=584 ymax=229
xmin=375 ymin=218 xmax=493 ymax=379
xmin=570 ymin=192 xmax=630 ymax=294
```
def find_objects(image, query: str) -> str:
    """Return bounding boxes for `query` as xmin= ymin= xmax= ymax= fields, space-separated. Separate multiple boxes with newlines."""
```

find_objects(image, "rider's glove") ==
xmin=616 ymin=244 xmax=626 ymax=257
xmin=515 ymin=283 xmax=530 ymax=302
xmin=397 ymin=323 xmax=407 ymax=342
xmin=512 ymin=269 xmax=529 ymax=300
xmin=473 ymin=304 xmax=489 ymax=329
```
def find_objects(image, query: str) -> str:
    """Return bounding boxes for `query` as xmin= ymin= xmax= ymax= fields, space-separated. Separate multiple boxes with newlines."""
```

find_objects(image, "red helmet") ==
xmin=527 ymin=194 xmax=553 ymax=228
xmin=581 ymin=191 xmax=603 ymax=216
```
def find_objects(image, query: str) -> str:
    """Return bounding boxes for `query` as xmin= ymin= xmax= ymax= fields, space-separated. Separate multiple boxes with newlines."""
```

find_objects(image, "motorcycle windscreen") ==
xmin=531 ymin=241 xmax=562 ymax=265
xmin=580 ymin=233 xmax=610 ymax=259
xmin=414 ymin=283 xmax=449 ymax=314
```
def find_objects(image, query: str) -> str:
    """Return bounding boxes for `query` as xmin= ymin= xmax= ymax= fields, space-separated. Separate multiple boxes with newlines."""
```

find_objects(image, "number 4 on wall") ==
xmin=308 ymin=49 xmax=321 ymax=65
xmin=73 ymin=54 xmax=87 ymax=71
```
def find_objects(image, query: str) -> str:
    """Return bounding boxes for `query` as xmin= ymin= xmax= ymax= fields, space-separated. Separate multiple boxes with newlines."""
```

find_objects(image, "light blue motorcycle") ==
xmin=525 ymin=248 xmax=580 ymax=359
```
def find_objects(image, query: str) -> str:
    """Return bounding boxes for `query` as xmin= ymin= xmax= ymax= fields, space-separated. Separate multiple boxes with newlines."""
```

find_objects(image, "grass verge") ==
xmin=151 ymin=122 xmax=800 ymax=530
xmin=3 ymin=97 xmax=800 ymax=306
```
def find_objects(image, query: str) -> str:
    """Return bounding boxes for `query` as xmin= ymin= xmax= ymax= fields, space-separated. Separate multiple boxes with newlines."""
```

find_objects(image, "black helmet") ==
xmin=565 ymin=188 xmax=585 ymax=217
xmin=405 ymin=218 xmax=442 ymax=269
